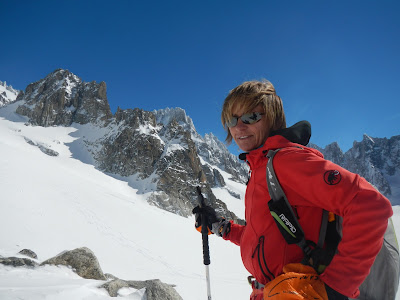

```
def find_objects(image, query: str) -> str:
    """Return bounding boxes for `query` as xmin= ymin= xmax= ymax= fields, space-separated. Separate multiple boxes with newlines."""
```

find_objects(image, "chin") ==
xmin=238 ymin=145 xmax=254 ymax=152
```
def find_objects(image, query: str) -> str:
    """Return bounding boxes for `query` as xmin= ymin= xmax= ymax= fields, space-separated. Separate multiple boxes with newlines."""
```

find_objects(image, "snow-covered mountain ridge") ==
xmin=1 ymin=69 xmax=248 ymax=222
xmin=2 ymin=69 xmax=399 ymax=210
xmin=1 ymin=69 xmax=399 ymax=209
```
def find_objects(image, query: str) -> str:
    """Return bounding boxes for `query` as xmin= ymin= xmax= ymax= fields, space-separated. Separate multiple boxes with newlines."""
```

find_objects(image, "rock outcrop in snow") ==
xmin=41 ymin=247 xmax=106 ymax=280
xmin=1 ymin=247 xmax=183 ymax=299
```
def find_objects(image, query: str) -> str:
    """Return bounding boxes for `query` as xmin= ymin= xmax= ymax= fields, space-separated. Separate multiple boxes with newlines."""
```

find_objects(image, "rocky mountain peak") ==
xmin=323 ymin=142 xmax=345 ymax=166
xmin=15 ymin=69 xmax=112 ymax=126
xmin=115 ymin=107 xmax=157 ymax=129
xmin=154 ymin=107 xmax=196 ymax=134
xmin=0 ymin=80 xmax=19 ymax=107
xmin=362 ymin=133 xmax=375 ymax=144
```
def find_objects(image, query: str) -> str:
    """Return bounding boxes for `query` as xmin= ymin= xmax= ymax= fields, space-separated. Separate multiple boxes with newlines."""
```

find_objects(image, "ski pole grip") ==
xmin=201 ymin=229 xmax=211 ymax=265
xmin=197 ymin=186 xmax=211 ymax=266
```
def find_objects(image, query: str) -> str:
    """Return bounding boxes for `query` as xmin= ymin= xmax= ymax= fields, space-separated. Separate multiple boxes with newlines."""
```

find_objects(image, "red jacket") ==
xmin=224 ymin=134 xmax=393 ymax=298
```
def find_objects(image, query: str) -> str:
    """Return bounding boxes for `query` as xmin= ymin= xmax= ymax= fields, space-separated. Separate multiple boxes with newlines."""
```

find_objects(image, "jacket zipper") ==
xmin=252 ymin=235 xmax=275 ymax=282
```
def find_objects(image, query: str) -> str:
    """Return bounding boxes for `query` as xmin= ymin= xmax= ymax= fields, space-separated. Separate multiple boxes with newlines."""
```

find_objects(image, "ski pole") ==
xmin=196 ymin=186 xmax=212 ymax=300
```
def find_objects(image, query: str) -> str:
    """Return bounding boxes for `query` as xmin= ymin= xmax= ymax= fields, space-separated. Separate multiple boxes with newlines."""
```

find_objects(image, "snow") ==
xmin=0 ymin=80 xmax=19 ymax=106
xmin=363 ymin=133 xmax=375 ymax=144
xmin=385 ymin=170 xmax=400 ymax=206
xmin=211 ymin=167 xmax=246 ymax=220
xmin=0 ymin=265 xmax=116 ymax=300
xmin=0 ymin=114 xmax=250 ymax=300
xmin=136 ymin=124 xmax=164 ymax=145
xmin=0 ymin=109 xmax=399 ymax=300
xmin=165 ymin=143 xmax=186 ymax=155
xmin=154 ymin=107 xmax=196 ymax=134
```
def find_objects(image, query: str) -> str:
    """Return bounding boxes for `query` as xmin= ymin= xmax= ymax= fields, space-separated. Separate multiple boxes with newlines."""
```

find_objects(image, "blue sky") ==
xmin=1 ymin=1 xmax=399 ymax=154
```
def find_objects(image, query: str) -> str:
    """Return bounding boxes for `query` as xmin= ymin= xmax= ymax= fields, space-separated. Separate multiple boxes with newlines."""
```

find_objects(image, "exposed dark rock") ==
xmin=19 ymin=249 xmax=38 ymax=259
xmin=96 ymin=108 xmax=163 ymax=178
xmin=101 ymin=279 xmax=130 ymax=297
xmin=15 ymin=69 xmax=112 ymax=127
xmin=24 ymin=137 xmax=59 ymax=156
xmin=0 ymin=256 xmax=38 ymax=267
xmin=100 ymin=278 xmax=183 ymax=299
xmin=40 ymin=247 xmax=106 ymax=280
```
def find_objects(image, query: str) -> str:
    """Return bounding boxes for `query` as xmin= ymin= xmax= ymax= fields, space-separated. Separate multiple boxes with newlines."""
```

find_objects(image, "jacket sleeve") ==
xmin=275 ymin=148 xmax=393 ymax=298
xmin=223 ymin=220 xmax=244 ymax=246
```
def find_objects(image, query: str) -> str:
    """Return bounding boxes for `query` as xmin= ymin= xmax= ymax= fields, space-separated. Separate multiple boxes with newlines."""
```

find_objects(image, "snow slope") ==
xmin=0 ymin=105 xmax=399 ymax=299
xmin=0 ymin=107 xmax=250 ymax=299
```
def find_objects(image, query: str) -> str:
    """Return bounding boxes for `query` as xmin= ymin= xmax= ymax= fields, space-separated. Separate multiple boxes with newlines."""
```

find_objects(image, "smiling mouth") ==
xmin=238 ymin=135 xmax=251 ymax=140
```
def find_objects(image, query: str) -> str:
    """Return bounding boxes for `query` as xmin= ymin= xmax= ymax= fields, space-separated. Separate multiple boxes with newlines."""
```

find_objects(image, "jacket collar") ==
xmin=269 ymin=120 xmax=311 ymax=146
xmin=239 ymin=121 xmax=312 ymax=163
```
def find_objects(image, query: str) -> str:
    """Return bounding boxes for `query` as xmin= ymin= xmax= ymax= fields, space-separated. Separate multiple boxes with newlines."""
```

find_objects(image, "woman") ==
xmin=194 ymin=80 xmax=393 ymax=299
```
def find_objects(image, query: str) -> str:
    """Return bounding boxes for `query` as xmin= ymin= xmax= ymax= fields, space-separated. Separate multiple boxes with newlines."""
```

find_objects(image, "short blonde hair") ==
xmin=221 ymin=80 xmax=286 ymax=144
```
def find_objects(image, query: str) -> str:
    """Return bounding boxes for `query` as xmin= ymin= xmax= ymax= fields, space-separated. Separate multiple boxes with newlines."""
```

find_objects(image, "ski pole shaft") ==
xmin=196 ymin=186 xmax=212 ymax=299
xmin=197 ymin=186 xmax=210 ymax=265
xmin=205 ymin=265 xmax=212 ymax=300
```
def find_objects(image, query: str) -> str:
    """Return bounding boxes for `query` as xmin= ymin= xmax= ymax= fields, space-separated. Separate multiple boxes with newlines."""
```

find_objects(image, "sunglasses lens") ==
xmin=226 ymin=112 xmax=263 ymax=128
xmin=226 ymin=117 xmax=238 ymax=128
xmin=241 ymin=112 xmax=262 ymax=124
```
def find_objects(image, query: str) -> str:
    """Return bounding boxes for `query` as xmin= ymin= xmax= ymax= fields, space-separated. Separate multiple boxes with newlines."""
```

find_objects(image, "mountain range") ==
xmin=1 ymin=69 xmax=398 ymax=209
xmin=1 ymin=69 xmax=249 ymax=222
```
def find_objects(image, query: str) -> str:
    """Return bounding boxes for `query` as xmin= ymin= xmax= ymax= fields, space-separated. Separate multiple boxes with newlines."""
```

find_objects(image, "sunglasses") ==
xmin=226 ymin=112 xmax=265 ymax=128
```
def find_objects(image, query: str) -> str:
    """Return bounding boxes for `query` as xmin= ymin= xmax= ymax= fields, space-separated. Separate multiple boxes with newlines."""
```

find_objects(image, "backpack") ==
xmin=266 ymin=148 xmax=400 ymax=300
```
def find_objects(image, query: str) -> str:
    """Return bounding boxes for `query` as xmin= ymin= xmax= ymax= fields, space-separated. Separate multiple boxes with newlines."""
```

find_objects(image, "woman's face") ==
xmin=229 ymin=104 xmax=270 ymax=152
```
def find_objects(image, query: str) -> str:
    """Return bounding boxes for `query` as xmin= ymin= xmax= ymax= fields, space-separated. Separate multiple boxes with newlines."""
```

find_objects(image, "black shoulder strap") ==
xmin=266 ymin=149 xmax=306 ymax=245
xmin=266 ymin=149 xmax=330 ymax=261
